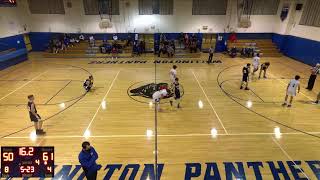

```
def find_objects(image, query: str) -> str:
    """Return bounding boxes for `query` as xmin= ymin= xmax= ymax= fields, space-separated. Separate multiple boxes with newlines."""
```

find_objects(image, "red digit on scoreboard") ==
xmin=3 ymin=152 xmax=14 ymax=161
xmin=19 ymin=147 xmax=34 ymax=156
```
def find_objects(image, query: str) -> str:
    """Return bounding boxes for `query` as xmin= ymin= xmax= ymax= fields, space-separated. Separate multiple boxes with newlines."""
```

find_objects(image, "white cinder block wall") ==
xmin=0 ymin=0 xmax=320 ymax=41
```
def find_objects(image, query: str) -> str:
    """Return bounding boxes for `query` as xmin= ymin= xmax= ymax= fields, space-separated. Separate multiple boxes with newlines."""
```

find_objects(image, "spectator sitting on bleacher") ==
xmin=158 ymin=44 xmax=167 ymax=57
xmin=89 ymin=36 xmax=95 ymax=47
xmin=184 ymin=33 xmax=189 ymax=49
xmin=167 ymin=45 xmax=174 ymax=58
xmin=48 ymin=40 xmax=55 ymax=53
xmin=190 ymin=41 xmax=197 ymax=53
xmin=170 ymin=40 xmax=175 ymax=52
xmin=111 ymin=47 xmax=118 ymax=59
xmin=139 ymin=40 xmax=145 ymax=54
xmin=230 ymin=46 xmax=237 ymax=58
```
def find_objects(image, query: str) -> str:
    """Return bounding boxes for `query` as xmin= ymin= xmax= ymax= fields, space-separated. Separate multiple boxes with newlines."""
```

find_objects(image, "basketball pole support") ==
xmin=154 ymin=61 xmax=158 ymax=180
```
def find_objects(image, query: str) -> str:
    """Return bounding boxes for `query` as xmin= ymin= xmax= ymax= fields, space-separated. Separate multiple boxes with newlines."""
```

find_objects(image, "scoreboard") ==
xmin=1 ymin=146 xmax=54 ymax=178
xmin=0 ymin=0 xmax=17 ymax=7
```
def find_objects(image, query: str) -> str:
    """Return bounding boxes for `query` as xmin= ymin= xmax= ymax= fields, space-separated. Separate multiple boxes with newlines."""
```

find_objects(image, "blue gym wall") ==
xmin=272 ymin=33 xmax=320 ymax=66
xmin=0 ymin=34 xmax=26 ymax=51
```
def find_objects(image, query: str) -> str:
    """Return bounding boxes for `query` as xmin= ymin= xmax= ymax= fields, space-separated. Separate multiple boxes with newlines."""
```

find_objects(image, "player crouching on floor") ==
xmin=83 ymin=75 xmax=94 ymax=92
xmin=152 ymin=89 xmax=168 ymax=112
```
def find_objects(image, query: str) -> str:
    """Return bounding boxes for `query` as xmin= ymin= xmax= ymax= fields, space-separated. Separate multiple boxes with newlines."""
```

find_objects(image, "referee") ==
xmin=78 ymin=141 xmax=101 ymax=180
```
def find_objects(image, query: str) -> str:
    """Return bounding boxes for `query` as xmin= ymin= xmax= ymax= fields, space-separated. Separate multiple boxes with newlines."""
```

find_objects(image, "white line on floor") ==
xmin=83 ymin=70 xmax=120 ymax=134
xmin=271 ymin=137 xmax=310 ymax=180
xmin=191 ymin=70 xmax=229 ymax=134
xmin=0 ymin=70 xmax=48 ymax=102
xmin=4 ymin=131 xmax=320 ymax=139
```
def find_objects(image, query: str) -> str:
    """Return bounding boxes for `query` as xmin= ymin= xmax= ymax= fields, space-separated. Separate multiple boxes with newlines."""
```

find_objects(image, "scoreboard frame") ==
xmin=1 ymin=146 xmax=54 ymax=178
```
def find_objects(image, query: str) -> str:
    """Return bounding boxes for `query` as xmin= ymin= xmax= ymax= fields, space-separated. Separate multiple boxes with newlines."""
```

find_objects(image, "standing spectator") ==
xmin=207 ymin=46 xmax=214 ymax=64
xmin=111 ymin=47 xmax=118 ymax=59
xmin=79 ymin=142 xmax=101 ymax=180
xmin=306 ymin=63 xmax=320 ymax=91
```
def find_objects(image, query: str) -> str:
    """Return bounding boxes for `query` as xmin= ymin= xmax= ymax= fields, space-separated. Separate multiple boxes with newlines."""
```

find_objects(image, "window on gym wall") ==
xmin=139 ymin=0 xmax=174 ymax=15
xmin=239 ymin=0 xmax=280 ymax=15
xmin=192 ymin=0 xmax=227 ymax=15
xmin=83 ymin=0 xmax=120 ymax=15
xmin=28 ymin=0 xmax=65 ymax=14
xmin=300 ymin=0 xmax=320 ymax=27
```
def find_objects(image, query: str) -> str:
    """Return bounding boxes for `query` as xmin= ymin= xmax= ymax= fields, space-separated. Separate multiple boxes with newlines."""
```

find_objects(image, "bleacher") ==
xmin=43 ymin=40 xmax=135 ymax=58
xmin=228 ymin=39 xmax=282 ymax=57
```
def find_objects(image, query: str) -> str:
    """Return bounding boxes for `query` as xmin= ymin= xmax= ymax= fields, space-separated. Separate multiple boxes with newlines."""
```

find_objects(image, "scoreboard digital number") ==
xmin=1 ymin=146 xmax=54 ymax=178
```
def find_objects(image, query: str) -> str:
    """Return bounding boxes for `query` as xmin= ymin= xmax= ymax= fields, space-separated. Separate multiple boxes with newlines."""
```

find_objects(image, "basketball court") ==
xmin=0 ymin=53 xmax=319 ymax=179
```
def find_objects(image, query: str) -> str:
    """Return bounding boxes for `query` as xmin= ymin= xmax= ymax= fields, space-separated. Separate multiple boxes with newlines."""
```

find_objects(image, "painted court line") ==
xmin=272 ymin=137 xmax=310 ymax=179
xmin=192 ymin=70 xmax=228 ymax=134
xmin=83 ymin=70 xmax=120 ymax=134
xmin=268 ymin=72 xmax=313 ymax=101
xmin=0 ymin=70 xmax=48 ymax=102
xmin=5 ymin=131 xmax=320 ymax=139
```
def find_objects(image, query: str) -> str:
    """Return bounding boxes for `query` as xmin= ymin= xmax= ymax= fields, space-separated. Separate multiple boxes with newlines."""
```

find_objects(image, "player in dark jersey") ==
xmin=259 ymin=62 xmax=270 ymax=79
xmin=170 ymin=77 xmax=181 ymax=108
xmin=83 ymin=75 xmax=94 ymax=92
xmin=27 ymin=95 xmax=45 ymax=135
xmin=240 ymin=63 xmax=251 ymax=90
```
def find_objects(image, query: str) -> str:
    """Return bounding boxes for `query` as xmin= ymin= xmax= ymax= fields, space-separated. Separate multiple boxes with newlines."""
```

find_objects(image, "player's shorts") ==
xmin=30 ymin=114 xmax=41 ymax=122
xmin=242 ymin=75 xmax=249 ymax=82
xmin=287 ymin=89 xmax=296 ymax=97
xmin=262 ymin=66 xmax=267 ymax=71
xmin=175 ymin=90 xmax=181 ymax=100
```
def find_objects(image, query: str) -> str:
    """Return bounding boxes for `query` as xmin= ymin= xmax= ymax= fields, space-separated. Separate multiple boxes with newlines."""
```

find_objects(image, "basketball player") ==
xmin=170 ymin=78 xmax=181 ymax=108
xmin=83 ymin=75 xmax=94 ymax=92
xmin=240 ymin=63 xmax=251 ymax=90
xmin=252 ymin=53 xmax=260 ymax=77
xmin=153 ymin=89 xmax=168 ymax=111
xmin=282 ymin=75 xmax=301 ymax=107
xmin=169 ymin=65 xmax=177 ymax=83
xmin=259 ymin=62 xmax=270 ymax=79
xmin=27 ymin=95 xmax=45 ymax=135
xmin=313 ymin=92 xmax=320 ymax=104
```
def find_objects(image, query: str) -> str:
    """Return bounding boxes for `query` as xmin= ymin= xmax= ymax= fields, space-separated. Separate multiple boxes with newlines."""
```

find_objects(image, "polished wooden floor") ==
xmin=0 ymin=52 xmax=319 ymax=179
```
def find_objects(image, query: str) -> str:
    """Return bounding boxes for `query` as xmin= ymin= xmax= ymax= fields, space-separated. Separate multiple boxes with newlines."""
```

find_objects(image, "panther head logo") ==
xmin=127 ymin=81 xmax=184 ymax=104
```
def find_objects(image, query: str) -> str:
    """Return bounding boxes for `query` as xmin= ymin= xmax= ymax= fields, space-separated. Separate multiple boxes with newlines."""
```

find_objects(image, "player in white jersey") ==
xmin=153 ymin=89 xmax=168 ymax=111
xmin=282 ymin=75 xmax=301 ymax=107
xmin=169 ymin=65 xmax=177 ymax=83
xmin=252 ymin=53 xmax=260 ymax=77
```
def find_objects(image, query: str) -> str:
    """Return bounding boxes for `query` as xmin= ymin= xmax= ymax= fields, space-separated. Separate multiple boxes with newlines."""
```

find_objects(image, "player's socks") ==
xmin=287 ymin=104 xmax=292 ymax=107
xmin=282 ymin=102 xmax=287 ymax=106
xmin=240 ymin=86 xmax=243 ymax=89
xmin=170 ymin=101 xmax=173 ymax=106
xmin=177 ymin=104 xmax=181 ymax=108
xmin=245 ymin=87 xmax=249 ymax=90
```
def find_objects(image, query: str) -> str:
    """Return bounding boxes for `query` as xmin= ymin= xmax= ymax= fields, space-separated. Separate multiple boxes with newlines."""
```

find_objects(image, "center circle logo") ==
xmin=127 ymin=80 xmax=184 ymax=104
